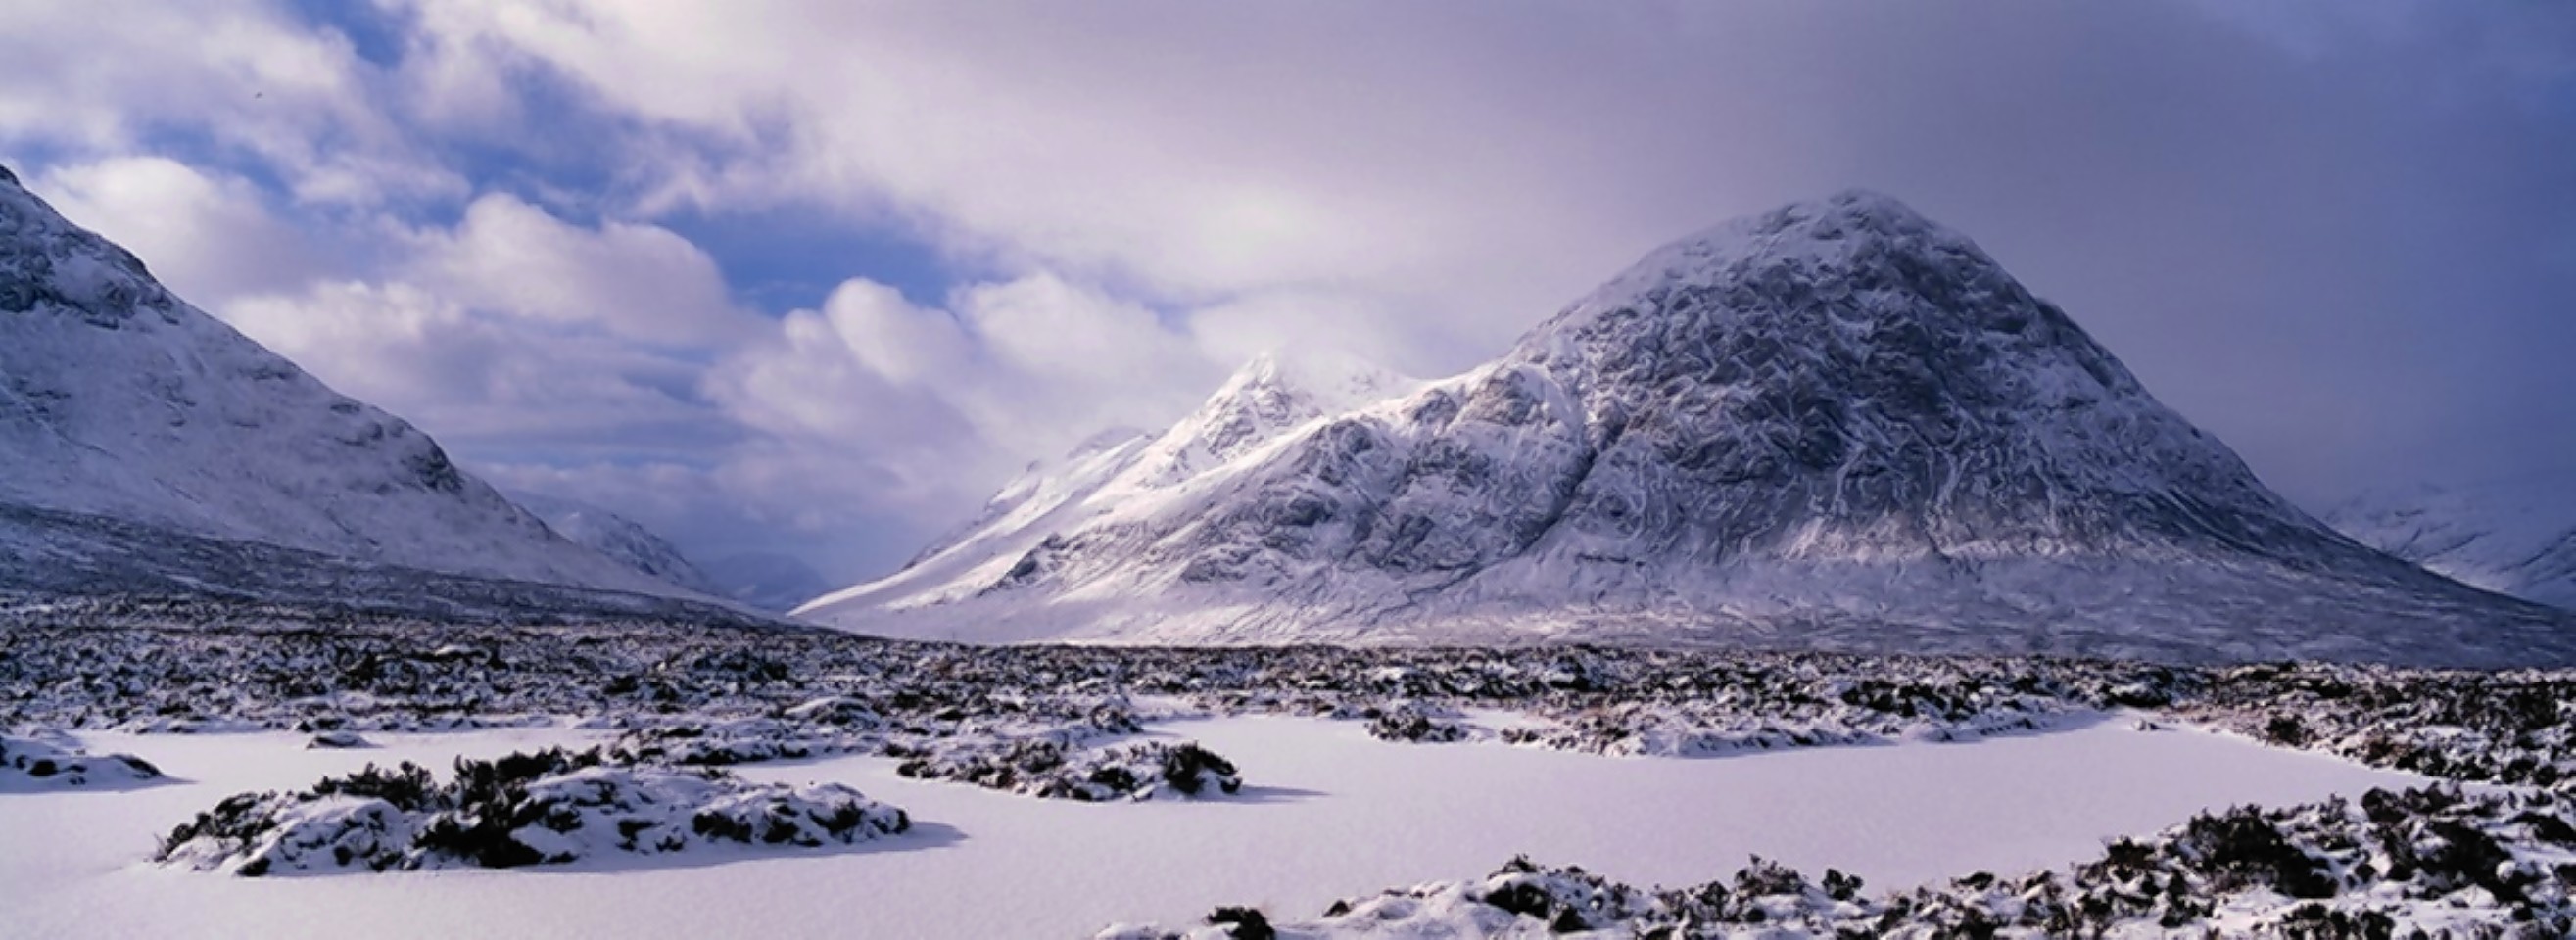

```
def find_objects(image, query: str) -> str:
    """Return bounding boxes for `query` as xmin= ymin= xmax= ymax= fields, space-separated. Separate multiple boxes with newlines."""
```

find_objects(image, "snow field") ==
xmin=0 ymin=713 xmax=2426 ymax=938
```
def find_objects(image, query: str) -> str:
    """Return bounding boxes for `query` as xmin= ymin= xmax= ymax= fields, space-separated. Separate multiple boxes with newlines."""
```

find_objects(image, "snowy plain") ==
xmin=0 ymin=714 xmax=2428 ymax=939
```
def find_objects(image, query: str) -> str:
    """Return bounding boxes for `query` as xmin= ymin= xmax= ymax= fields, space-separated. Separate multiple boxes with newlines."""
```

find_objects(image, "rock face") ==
xmin=804 ymin=191 xmax=2574 ymax=666
xmin=0 ymin=164 xmax=697 ymax=611
xmin=2325 ymin=474 xmax=2576 ymax=611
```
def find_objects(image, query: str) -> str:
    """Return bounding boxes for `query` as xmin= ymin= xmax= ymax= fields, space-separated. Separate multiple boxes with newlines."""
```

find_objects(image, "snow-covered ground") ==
xmin=0 ymin=714 xmax=2424 ymax=938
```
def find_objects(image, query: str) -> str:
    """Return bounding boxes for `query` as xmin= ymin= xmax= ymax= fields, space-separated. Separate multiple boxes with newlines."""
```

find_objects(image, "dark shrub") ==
xmin=692 ymin=811 xmax=755 ymax=843
xmin=414 ymin=810 xmax=546 ymax=869
xmin=2418 ymin=820 xmax=2521 ymax=902
xmin=1822 ymin=868 xmax=1864 ymax=902
xmin=1159 ymin=743 xmax=1238 ymax=796
xmin=2273 ymin=903 xmax=2395 ymax=940
xmin=1734 ymin=856 xmax=1809 ymax=897
xmin=1549 ymin=906 xmax=1589 ymax=933
xmin=1484 ymin=879 xmax=1556 ymax=919
xmin=1085 ymin=764 xmax=1138 ymax=794
xmin=157 ymin=792 xmax=275 ymax=862
xmin=1206 ymin=906 xmax=1274 ymax=940
xmin=312 ymin=762 xmax=437 ymax=812
xmin=2513 ymin=810 xmax=2576 ymax=847
xmin=2177 ymin=806 xmax=2335 ymax=899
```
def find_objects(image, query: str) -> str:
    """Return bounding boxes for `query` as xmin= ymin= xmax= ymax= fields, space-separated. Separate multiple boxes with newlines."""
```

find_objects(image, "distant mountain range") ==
xmin=2325 ymin=473 xmax=2576 ymax=611
xmin=0 ymin=164 xmax=747 ymax=623
xmin=799 ymin=190 xmax=2575 ymax=667
xmin=5 ymin=160 xmax=2562 ymax=661
xmin=510 ymin=492 xmax=832 ymax=612
xmin=695 ymin=551 xmax=835 ymax=614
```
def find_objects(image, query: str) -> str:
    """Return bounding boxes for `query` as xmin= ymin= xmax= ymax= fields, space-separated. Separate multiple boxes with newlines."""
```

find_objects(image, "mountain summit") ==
xmin=807 ymin=190 xmax=2571 ymax=665
xmin=1472 ymin=189 xmax=2346 ymax=567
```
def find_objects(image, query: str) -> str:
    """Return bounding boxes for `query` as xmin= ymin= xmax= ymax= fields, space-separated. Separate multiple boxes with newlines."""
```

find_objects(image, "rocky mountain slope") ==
xmin=0 ymin=164 xmax=714 ymax=616
xmin=2325 ymin=473 xmax=2576 ymax=610
xmin=802 ymin=190 xmax=2572 ymax=666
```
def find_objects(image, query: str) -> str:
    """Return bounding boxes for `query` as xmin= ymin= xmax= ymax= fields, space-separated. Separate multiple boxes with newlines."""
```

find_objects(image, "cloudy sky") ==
xmin=4 ymin=1 xmax=2571 ymax=585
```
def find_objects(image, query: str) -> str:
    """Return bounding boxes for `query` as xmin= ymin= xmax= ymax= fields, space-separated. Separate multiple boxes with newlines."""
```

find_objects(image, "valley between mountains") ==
xmin=6 ymin=164 xmax=2575 ymax=939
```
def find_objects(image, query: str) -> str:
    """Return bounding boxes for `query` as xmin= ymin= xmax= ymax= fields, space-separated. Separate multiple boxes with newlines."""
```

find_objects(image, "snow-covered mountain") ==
xmin=2324 ymin=473 xmax=2576 ymax=610
xmin=508 ymin=493 xmax=835 ymax=612
xmin=800 ymin=352 xmax=1416 ymax=621
xmin=510 ymin=492 xmax=722 ymax=595
xmin=0 ymin=164 xmax=711 ymax=615
xmin=801 ymin=190 xmax=2574 ymax=666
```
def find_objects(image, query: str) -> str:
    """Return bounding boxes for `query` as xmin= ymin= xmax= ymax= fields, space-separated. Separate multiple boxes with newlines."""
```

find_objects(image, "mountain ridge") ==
xmin=510 ymin=492 xmax=723 ymax=596
xmin=801 ymin=190 xmax=2573 ymax=666
xmin=510 ymin=491 xmax=839 ymax=612
xmin=0 ymin=164 xmax=717 ymax=617
xmin=800 ymin=352 xmax=1419 ymax=619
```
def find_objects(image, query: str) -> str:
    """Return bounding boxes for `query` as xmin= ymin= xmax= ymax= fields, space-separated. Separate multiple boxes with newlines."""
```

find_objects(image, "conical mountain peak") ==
xmin=1546 ymin=189 xmax=2039 ymax=349
xmin=804 ymin=192 xmax=2575 ymax=665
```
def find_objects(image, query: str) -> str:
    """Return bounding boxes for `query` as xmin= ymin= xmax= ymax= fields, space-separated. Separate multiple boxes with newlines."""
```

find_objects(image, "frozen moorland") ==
xmin=6 ymin=603 xmax=2576 ymax=936
xmin=1107 ymin=784 xmax=2576 ymax=939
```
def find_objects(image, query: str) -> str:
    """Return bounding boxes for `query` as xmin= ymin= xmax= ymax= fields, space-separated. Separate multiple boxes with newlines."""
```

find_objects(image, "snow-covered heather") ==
xmin=2173 ymin=662 xmax=2576 ymax=793
xmin=891 ymin=736 xmax=1243 ymax=802
xmin=0 ymin=728 xmax=165 ymax=791
xmin=0 ymin=715 xmax=2429 ymax=938
xmin=596 ymin=705 xmax=1238 ymax=802
xmin=1116 ymin=786 xmax=2576 ymax=938
xmin=155 ymin=746 xmax=910 ymax=876
xmin=10 ymin=617 xmax=2576 ymax=798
